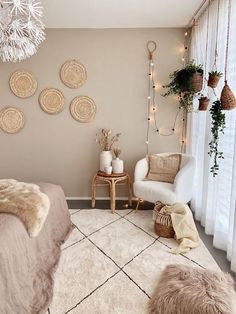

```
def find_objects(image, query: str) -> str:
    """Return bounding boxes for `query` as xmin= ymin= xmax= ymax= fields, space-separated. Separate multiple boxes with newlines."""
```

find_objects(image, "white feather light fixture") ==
xmin=0 ymin=0 xmax=45 ymax=62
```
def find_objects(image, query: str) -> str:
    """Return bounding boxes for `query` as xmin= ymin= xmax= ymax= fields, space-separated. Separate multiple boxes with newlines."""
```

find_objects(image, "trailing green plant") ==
xmin=208 ymin=99 xmax=226 ymax=176
xmin=162 ymin=60 xmax=203 ymax=112
xmin=208 ymin=70 xmax=223 ymax=77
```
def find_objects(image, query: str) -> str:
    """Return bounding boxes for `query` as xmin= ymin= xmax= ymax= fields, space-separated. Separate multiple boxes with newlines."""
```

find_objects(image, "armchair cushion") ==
xmin=146 ymin=154 xmax=181 ymax=183
xmin=133 ymin=180 xmax=177 ymax=205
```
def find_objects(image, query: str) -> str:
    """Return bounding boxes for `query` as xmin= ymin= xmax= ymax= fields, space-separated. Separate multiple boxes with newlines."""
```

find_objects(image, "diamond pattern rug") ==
xmin=48 ymin=208 xmax=220 ymax=314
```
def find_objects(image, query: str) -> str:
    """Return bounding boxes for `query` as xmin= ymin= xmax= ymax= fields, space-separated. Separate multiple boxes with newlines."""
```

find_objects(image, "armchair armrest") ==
xmin=173 ymin=156 xmax=195 ymax=203
xmin=134 ymin=158 xmax=149 ymax=182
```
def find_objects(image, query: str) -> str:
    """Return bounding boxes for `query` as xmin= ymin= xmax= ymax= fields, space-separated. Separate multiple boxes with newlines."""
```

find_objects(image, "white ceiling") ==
xmin=41 ymin=0 xmax=202 ymax=28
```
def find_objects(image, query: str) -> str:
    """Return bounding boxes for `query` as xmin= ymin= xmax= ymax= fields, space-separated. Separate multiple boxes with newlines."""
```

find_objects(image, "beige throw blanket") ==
xmin=160 ymin=203 xmax=200 ymax=254
xmin=0 ymin=179 xmax=50 ymax=237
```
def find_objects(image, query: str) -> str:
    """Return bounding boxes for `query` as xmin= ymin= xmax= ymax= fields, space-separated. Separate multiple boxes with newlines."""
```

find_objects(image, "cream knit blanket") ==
xmin=0 ymin=179 xmax=50 ymax=237
xmin=160 ymin=203 xmax=200 ymax=254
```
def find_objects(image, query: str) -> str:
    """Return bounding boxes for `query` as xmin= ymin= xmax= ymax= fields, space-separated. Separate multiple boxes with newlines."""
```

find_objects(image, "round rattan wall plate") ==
xmin=39 ymin=88 xmax=65 ymax=114
xmin=9 ymin=70 xmax=37 ymax=98
xmin=60 ymin=59 xmax=87 ymax=89
xmin=0 ymin=107 xmax=25 ymax=134
xmin=70 ymin=96 xmax=96 ymax=123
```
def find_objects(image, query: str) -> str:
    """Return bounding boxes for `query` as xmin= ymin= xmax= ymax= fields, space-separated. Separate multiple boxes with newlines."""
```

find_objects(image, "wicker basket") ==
xmin=192 ymin=72 xmax=203 ymax=92
xmin=198 ymin=97 xmax=210 ymax=111
xmin=207 ymin=74 xmax=221 ymax=88
xmin=221 ymin=82 xmax=236 ymax=110
xmin=153 ymin=202 xmax=175 ymax=238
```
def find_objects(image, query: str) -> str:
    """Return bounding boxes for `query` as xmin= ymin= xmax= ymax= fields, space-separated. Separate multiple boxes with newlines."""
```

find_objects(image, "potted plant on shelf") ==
xmin=96 ymin=129 xmax=121 ymax=172
xmin=198 ymin=94 xmax=210 ymax=111
xmin=162 ymin=60 xmax=203 ymax=112
xmin=207 ymin=70 xmax=223 ymax=88
xmin=112 ymin=147 xmax=124 ymax=174
xmin=208 ymin=99 xmax=225 ymax=176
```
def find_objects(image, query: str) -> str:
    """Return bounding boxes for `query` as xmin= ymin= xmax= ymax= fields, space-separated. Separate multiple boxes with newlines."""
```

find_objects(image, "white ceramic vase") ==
xmin=112 ymin=158 xmax=124 ymax=174
xmin=100 ymin=150 xmax=113 ymax=172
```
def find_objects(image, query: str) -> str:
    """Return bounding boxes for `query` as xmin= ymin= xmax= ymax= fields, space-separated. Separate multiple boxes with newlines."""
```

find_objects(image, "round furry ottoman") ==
xmin=149 ymin=264 xmax=236 ymax=314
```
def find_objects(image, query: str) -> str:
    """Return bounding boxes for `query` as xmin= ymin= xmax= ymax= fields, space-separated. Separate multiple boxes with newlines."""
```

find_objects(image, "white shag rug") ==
xmin=48 ymin=208 xmax=221 ymax=314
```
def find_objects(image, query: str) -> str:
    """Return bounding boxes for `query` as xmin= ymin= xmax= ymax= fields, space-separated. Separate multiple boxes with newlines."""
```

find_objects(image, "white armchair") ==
xmin=133 ymin=153 xmax=195 ymax=209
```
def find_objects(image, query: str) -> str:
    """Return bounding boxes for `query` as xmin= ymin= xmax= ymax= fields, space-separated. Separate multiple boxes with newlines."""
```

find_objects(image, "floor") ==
xmin=48 ymin=201 xmax=222 ymax=314
xmin=68 ymin=200 xmax=236 ymax=281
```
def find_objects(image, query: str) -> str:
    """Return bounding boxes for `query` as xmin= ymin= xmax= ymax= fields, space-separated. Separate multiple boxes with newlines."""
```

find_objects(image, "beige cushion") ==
xmin=149 ymin=264 xmax=236 ymax=314
xmin=146 ymin=154 xmax=181 ymax=183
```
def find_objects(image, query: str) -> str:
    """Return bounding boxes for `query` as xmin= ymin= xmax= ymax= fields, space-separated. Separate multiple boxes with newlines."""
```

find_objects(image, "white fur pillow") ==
xmin=149 ymin=264 xmax=236 ymax=314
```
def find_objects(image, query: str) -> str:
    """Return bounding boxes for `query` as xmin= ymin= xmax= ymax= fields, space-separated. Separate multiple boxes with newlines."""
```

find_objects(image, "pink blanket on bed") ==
xmin=0 ymin=183 xmax=71 ymax=314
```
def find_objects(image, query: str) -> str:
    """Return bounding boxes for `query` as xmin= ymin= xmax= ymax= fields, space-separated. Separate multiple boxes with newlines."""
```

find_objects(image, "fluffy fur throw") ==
xmin=149 ymin=264 xmax=236 ymax=314
xmin=0 ymin=179 xmax=50 ymax=237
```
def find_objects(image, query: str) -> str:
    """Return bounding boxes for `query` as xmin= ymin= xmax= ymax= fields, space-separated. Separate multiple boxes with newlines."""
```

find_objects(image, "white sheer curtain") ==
xmin=187 ymin=0 xmax=236 ymax=272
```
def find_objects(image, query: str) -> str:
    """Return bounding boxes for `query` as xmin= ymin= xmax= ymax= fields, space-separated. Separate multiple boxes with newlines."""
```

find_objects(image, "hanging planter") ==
xmin=219 ymin=0 xmax=236 ymax=111
xmin=209 ymin=99 xmax=225 ymax=177
xmin=207 ymin=71 xmax=223 ymax=88
xmin=192 ymin=72 xmax=204 ymax=92
xmin=220 ymin=81 xmax=236 ymax=110
xmin=162 ymin=60 xmax=203 ymax=112
xmin=198 ymin=96 xmax=210 ymax=111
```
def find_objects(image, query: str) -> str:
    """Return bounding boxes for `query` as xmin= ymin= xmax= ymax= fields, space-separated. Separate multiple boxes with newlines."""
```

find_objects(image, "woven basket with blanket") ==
xmin=153 ymin=202 xmax=200 ymax=254
xmin=153 ymin=202 xmax=175 ymax=238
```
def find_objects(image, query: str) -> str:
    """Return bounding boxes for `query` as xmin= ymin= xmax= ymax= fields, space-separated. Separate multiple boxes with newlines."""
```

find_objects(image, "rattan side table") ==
xmin=91 ymin=171 xmax=132 ymax=213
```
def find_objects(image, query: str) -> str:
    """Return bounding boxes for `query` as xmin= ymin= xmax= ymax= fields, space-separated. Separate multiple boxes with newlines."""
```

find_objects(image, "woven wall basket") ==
xmin=221 ymin=82 xmax=236 ymax=110
xmin=10 ymin=70 xmax=37 ymax=98
xmin=192 ymin=72 xmax=203 ymax=92
xmin=153 ymin=202 xmax=175 ymax=238
xmin=70 ymin=96 xmax=96 ymax=123
xmin=60 ymin=59 xmax=87 ymax=89
xmin=39 ymin=88 xmax=65 ymax=114
xmin=0 ymin=107 xmax=25 ymax=134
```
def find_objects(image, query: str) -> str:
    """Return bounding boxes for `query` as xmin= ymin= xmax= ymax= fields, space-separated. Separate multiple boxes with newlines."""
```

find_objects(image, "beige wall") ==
xmin=0 ymin=28 xmax=185 ymax=197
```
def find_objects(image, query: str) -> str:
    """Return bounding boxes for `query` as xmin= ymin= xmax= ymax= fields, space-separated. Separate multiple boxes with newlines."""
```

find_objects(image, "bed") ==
xmin=0 ymin=183 xmax=71 ymax=314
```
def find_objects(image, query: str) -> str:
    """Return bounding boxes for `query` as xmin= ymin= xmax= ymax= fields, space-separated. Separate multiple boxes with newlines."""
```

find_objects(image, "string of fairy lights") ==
xmin=145 ymin=31 xmax=190 ymax=154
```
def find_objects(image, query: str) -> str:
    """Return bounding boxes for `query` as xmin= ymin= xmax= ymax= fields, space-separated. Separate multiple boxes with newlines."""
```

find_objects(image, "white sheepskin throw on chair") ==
xmin=149 ymin=264 xmax=236 ymax=314
xmin=0 ymin=179 xmax=50 ymax=237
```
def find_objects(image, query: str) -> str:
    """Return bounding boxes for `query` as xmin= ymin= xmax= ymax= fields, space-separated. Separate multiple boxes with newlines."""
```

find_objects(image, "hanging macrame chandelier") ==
xmin=0 ymin=0 xmax=45 ymax=62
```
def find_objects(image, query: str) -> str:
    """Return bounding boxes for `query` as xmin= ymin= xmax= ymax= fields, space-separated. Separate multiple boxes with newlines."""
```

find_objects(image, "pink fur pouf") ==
xmin=149 ymin=264 xmax=236 ymax=314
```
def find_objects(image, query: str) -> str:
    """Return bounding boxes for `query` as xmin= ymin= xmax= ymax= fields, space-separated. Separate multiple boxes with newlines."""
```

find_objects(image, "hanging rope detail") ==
xmin=212 ymin=0 xmax=220 ymax=71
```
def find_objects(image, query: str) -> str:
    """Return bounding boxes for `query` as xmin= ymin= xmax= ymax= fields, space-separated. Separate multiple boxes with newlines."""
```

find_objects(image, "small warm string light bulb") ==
xmin=150 ymin=61 xmax=154 ymax=67
xmin=147 ymin=96 xmax=151 ymax=99
xmin=145 ymin=140 xmax=149 ymax=144
xmin=181 ymin=57 xmax=185 ymax=62
xmin=184 ymin=31 xmax=188 ymax=36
